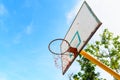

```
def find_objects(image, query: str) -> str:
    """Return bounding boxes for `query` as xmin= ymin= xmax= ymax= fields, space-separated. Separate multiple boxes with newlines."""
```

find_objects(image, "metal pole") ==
xmin=80 ymin=50 xmax=120 ymax=80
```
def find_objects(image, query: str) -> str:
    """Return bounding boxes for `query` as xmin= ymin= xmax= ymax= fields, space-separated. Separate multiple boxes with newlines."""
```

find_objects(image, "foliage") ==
xmin=72 ymin=29 xmax=120 ymax=80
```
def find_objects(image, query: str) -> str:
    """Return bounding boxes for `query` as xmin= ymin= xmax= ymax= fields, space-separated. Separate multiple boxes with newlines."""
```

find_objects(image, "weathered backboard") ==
xmin=61 ymin=1 xmax=102 ymax=75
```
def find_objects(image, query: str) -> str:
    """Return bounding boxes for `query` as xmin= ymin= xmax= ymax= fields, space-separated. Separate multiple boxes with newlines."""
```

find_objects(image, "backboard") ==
xmin=61 ymin=1 xmax=102 ymax=75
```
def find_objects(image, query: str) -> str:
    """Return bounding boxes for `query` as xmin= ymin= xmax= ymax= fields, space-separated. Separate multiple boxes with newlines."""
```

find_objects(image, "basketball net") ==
xmin=52 ymin=54 xmax=62 ymax=69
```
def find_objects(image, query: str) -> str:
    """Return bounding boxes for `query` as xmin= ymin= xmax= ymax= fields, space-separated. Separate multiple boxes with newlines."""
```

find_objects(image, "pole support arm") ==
xmin=80 ymin=50 xmax=120 ymax=80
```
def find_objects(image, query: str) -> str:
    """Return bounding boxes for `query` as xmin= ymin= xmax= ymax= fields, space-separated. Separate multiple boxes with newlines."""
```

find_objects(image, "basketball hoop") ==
xmin=48 ymin=38 xmax=78 ymax=72
xmin=48 ymin=38 xmax=78 ymax=56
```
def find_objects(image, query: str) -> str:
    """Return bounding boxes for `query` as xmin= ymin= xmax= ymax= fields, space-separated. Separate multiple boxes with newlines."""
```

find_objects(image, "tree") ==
xmin=72 ymin=29 xmax=120 ymax=80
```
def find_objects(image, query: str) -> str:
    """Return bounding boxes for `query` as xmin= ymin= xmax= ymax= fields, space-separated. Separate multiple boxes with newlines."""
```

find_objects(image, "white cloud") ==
xmin=0 ymin=4 xmax=8 ymax=32
xmin=13 ymin=22 xmax=33 ymax=44
xmin=0 ymin=4 xmax=8 ymax=16
xmin=66 ymin=0 xmax=120 ymax=35
xmin=24 ymin=22 xmax=33 ymax=35
xmin=86 ymin=0 xmax=120 ymax=35
xmin=66 ymin=0 xmax=83 ymax=25
xmin=13 ymin=33 xmax=22 ymax=44
xmin=95 ymin=66 xmax=113 ymax=80
xmin=0 ymin=20 xmax=8 ymax=32
xmin=25 ymin=25 xmax=32 ymax=35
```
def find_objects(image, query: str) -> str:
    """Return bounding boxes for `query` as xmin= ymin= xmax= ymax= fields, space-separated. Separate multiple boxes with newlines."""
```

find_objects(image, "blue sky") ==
xmin=0 ymin=0 xmax=79 ymax=80
xmin=0 ymin=0 xmax=120 ymax=80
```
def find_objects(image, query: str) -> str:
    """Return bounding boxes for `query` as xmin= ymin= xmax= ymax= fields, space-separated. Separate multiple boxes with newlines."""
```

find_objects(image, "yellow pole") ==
xmin=80 ymin=50 xmax=120 ymax=80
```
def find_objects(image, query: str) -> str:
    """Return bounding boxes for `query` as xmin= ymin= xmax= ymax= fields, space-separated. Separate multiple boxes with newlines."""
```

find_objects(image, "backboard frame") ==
xmin=61 ymin=1 xmax=102 ymax=75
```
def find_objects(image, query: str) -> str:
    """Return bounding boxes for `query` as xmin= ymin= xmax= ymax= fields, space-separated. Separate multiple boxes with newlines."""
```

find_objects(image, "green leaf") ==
xmin=72 ymin=29 xmax=119 ymax=80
